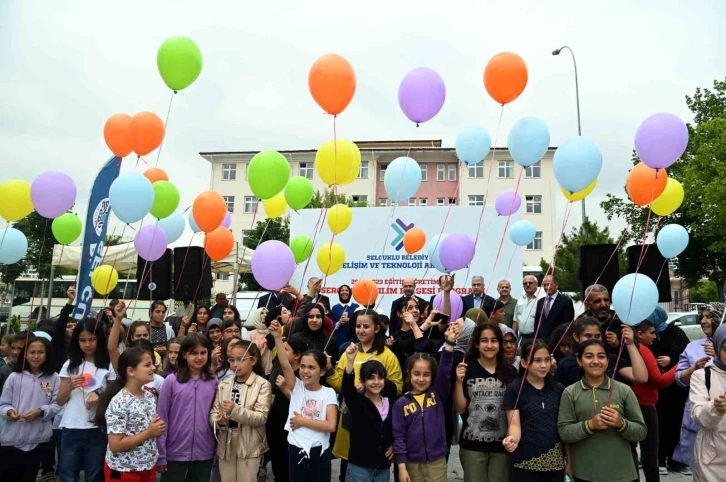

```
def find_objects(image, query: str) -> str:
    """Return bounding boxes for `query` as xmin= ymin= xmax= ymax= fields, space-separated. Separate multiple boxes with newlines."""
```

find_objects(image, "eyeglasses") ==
xmin=523 ymin=281 xmax=535 ymax=285
xmin=229 ymin=356 xmax=253 ymax=364
xmin=503 ymin=340 xmax=517 ymax=346
xmin=224 ymin=328 xmax=241 ymax=335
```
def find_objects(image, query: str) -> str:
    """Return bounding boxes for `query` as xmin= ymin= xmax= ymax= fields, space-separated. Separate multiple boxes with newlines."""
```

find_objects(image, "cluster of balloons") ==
xmin=104 ymin=112 xmax=165 ymax=158
xmin=247 ymin=150 xmax=315 ymax=220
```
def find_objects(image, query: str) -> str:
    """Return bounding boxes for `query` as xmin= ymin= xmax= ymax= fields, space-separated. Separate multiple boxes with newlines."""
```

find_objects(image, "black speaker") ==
xmin=136 ymin=249 xmax=173 ymax=300
xmin=578 ymin=244 xmax=620 ymax=299
xmin=626 ymin=244 xmax=671 ymax=302
xmin=173 ymin=246 xmax=212 ymax=301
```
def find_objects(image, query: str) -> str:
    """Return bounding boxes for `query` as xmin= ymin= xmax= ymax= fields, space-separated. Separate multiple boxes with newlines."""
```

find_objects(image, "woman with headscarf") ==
xmin=289 ymin=303 xmax=338 ymax=362
xmin=247 ymin=307 xmax=272 ymax=375
xmin=331 ymin=284 xmax=359 ymax=348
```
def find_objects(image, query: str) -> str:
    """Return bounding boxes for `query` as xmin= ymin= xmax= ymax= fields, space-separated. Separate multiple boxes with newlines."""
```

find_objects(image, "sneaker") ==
xmin=257 ymin=465 xmax=267 ymax=482
xmin=659 ymin=466 xmax=668 ymax=476
xmin=677 ymin=466 xmax=693 ymax=476
xmin=41 ymin=473 xmax=55 ymax=482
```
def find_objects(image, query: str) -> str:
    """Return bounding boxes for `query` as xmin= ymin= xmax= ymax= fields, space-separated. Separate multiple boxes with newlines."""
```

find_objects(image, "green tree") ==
xmin=106 ymin=234 xmax=124 ymax=246
xmin=688 ymin=280 xmax=719 ymax=304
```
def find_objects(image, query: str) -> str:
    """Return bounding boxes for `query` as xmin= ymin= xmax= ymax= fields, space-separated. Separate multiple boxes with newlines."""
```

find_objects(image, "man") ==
xmin=578 ymin=283 xmax=626 ymax=348
xmin=0 ymin=332 xmax=28 ymax=394
xmin=209 ymin=292 xmax=228 ymax=319
xmin=496 ymin=280 xmax=517 ymax=328
xmin=513 ymin=275 xmax=540 ymax=343
xmin=296 ymin=277 xmax=331 ymax=314
xmin=390 ymin=278 xmax=420 ymax=335
xmin=331 ymin=284 xmax=359 ymax=347
xmin=258 ymin=289 xmax=292 ymax=310
xmin=462 ymin=276 xmax=496 ymax=315
xmin=534 ymin=275 xmax=575 ymax=342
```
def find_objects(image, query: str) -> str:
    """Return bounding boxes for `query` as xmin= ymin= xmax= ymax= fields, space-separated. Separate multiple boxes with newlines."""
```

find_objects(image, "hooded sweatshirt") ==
xmin=0 ymin=371 xmax=61 ymax=449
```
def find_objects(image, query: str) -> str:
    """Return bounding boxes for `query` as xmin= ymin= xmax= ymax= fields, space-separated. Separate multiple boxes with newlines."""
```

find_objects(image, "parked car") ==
xmin=667 ymin=311 xmax=703 ymax=341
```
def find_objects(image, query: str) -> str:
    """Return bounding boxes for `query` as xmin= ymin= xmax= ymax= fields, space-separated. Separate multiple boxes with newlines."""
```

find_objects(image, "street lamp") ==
xmin=552 ymin=45 xmax=586 ymax=222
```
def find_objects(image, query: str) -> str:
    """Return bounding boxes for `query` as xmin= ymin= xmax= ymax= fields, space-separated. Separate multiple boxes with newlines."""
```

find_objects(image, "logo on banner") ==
xmin=92 ymin=198 xmax=111 ymax=236
xmin=390 ymin=218 xmax=414 ymax=251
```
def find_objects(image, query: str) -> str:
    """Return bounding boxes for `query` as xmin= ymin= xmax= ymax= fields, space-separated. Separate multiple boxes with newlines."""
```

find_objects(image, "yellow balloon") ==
xmin=317 ymin=242 xmax=345 ymax=275
xmin=263 ymin=192 xmax=287 ymax=219
xmin=91 ymin=264 xmax=119 ymax=295
xmin=651 ymin=178 xmax=684 ymax=216
xmin=0 ymin=180 xmax=33 ymax=222
xmin=327 ymin=204 xmax=353 ymax=234
xmin=340 ymin=141 xmax=362 ymax=185
xmin=315 ymin=139 xmax=356 ymax=185
xmin=561 ymin=179 xmax=597 ymax=202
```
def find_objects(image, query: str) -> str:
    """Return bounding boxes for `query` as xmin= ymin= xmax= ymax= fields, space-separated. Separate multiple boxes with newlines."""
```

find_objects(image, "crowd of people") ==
xmin=0 ymin=273 xmax=725 ymax=482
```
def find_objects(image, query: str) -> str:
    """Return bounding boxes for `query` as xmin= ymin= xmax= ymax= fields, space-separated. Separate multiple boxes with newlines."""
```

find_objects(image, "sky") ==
xmin=1 ymin=0 xmax=725 ymax=243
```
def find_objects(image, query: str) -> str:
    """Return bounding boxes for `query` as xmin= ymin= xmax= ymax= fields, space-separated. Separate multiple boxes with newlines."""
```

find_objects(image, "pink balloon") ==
xmin=432 ymin=291 xmax=463 ymax=320
xmin=134 ymin=225 xmax=168 ymax=262
xmin=494 ymin=189 xmax=521 ymax=216
xmin=31 ymin=171 xmax=77 ymax=219
xmin=221 ymin=211 xmax=232 ymax=228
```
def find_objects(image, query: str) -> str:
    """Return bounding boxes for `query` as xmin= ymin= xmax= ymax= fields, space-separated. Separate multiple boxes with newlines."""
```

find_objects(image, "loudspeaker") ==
xmin=626 ymin=244 xmax=671 ymax=302
xmin=578 ymin=244 xmax=620 ymax=299
xmin=136 ymin=249 xmax=173 ymax=300
xmin=173 ymin=246 xmax=212 ymax=301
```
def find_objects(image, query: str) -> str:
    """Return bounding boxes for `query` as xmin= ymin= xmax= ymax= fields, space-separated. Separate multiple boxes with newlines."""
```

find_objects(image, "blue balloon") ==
xmin=384 ymin=157 xmax=422 ymax=203
xmin=553 ymin=136 xmax=603 ymax=193
xmin=455 ymin=126 xmax=492 ymax=166
xmin=509 ymin=220 xmax=536 ymax=246
xmin=427 ymin=234 xmax=450 ymax=273
xmin=109 ymin=173 xmax=154 ymax=224
xmin=0 ymin=228 xmax=28 ymax=264
xmin=657 ymin=224 xmax=689 ymax=259
xmin=157 ymin=211 xmax=185 ymax=244
xmin=508 ymin=117 xmax=550 ymax=167
xmin=188 ymin=210 xmax=201 ymax=233
xmin=611 ymin=273 xmax=659 ymax=326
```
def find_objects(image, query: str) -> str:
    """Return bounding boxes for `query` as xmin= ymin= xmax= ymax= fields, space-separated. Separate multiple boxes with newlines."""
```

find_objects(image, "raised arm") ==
xmin=107 ymin=301 xmax=127 ymax=374
xmin=269 ymin=321 xmax=296 ymax=393
xmin=52 ymin=287 xmax=75 ymax=353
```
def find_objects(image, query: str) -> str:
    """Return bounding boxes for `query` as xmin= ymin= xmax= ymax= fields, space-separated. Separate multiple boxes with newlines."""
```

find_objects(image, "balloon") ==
xmin=290 ymin=235 xmax=314 ymax=263
xmin=284 ymin=176 xmax=314 ymax=210
xmin=130 ymin=112 xmax=165 ymax=157
xmin=315 ymin=139 xmax=357 ymax=186
xmin=626 ymin=163 xmax=667 ymax=207
xmin=432 ymin=291 xmax=463 ymax=320
xmin=657 ymin=224 xmax=689 ymax=259
xmin=251 ymin=240 xmax=296 ymax=290
xmin=327 ymin=204 xmax=353 ymax=234
xmin=317 ymin=242 xmax=345 ymax=275
xmin=634 ymin=113 xmax=689 ymax=170
xmin=91 ymin=265 xmax=119 ymax=295
xmin=561 ymin=179 xmax=597 ymax=202
xmin=340 ymin=141 xmax=362 ymax=185
xmin=109 ymin=173 xmax=154 ymax=224
xmin=483 ymin=52 xmax=528 ymax=105
xmin=143 ymin=167 xmax=169 ymax=184
xmin=248 ymin=150 xmax=290 ymax=200
xmin=103 ymin=114 xmax=133 ymax=157
xmin=0 ymin=228 xmax=28 ymax=264
xmin=205 ymin=226 xmax=234 ymax=262
xmin=427 ymin=234 xmax=450 ymax=273
xmin=352 ymin=279 xmax=379 ymax=305
xmin=188 ymin=210 xmax=201 ymax=233
xmin=439 ymin=233 xmax=475 ymax=271
xmin=509 ymin=220 xmax=536 ymax=246
xmin=494 ymin=190 xmax=522 ymax=216
xmin=398 ymin=67 xmax=446 ymax=124
xmin=403 ymin=227 xmax=426 ymax=254
xmin=455 ymin=126 xmax=492 ymax=166
xmin=31 ymin=171 xmax=77 ymax=219
xmin=508 ymin=117 xmax=550 ymax=167
xmin=651 ymin=178 xmax=685 ymax=216
xmin=0 ymin=180 xmax=33 ymax=222
xmin=384 ymin=157 xmax=422 ymax=203
xmin=611 ymin=273 xmax=659 ymax=326
xmin=263 ymin=192 xmax=287 ymax=219
xmin=150 ymin=181 xmax=180 ymax=219
xmin=192 ymin=191 xmax=226 ymax=233
xmin=221 ymin=211 xmax=232 ymax=228
xmin=157 ymin=212 xmax=185 ymax=244
xmin=308 ymin=54 xmax=356 ymax=115
xmin=553 ymin=136 xmax=603 ymax=193
xmin=52 ymin=213 xmax=82 ymax=245
xmin=134 ymin=225 xmax=169 ymax=262
xmin=157 ymin=36 xmax=203 ymax=92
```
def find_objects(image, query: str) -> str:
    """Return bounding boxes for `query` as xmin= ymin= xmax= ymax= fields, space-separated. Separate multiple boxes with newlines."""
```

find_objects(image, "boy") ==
xmin=0 ymin=332 xmax=28 ymax=394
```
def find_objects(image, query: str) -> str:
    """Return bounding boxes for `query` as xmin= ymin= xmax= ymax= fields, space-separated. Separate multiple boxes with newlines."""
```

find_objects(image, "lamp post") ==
xmin=552 ymin=45 xmax=586 ymax=222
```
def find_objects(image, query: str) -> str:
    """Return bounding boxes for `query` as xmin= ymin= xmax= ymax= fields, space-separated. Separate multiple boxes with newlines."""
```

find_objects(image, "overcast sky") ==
xmin=2 ymin=0 xmax=724 ymax=243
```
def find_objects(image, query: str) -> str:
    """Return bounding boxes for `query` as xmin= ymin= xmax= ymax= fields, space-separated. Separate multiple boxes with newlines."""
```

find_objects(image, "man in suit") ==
xmin=257 ymin=290 xmax=292 ymax=310
xmin=462 ymin=276 xmax=496 ymax=315
xmin=534 ymin=274 xmax=575 ymax=342
xmin=389 ymin=278 xmax=419 ymax=335
xmin=294 ymin=277 xmax=331 ymax=314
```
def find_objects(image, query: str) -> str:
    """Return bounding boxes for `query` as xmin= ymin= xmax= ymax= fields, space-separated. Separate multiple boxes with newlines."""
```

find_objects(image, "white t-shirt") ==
xmin=105 ymin=389 xmax=158 ymax=471
xmin=142 ymin=374 xmax=165 ymax=399
xmin=59 ymin=359 xmax=117 ymax=429
xmin=284 ymin=378 xmax=338 ymax=454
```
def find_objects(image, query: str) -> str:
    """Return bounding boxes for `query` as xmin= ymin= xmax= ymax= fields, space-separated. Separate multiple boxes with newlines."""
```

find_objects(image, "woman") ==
xmin=221 ymin=305 xmax=249 ymax=339
xmin=500 ymin=325 xmax=520 ymax=369
xmin=187 ymin=305 xmax=211 ymax=334
xmin=289 ymin=303 xmax=338 ymax=362
xmin=149 ymin=301 xmax=175 ymax=360
xmin=248 ymin=307 xmax=273 ymax=375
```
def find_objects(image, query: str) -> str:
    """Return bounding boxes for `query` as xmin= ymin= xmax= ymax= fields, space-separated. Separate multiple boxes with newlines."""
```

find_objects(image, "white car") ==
xmin=667 ymin=311 xmax=703 ymax=341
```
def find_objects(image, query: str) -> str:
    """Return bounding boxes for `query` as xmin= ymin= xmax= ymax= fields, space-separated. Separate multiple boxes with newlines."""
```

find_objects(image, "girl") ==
xmin=502 ymin=341 xmax=569 ymax=482
xmin=248 ymin=308 xmax=273 ymax=375
xmin=210 ymin=340 xmax=272 ymax=482
xmin=157 ymin=334 xmax=218 ymax=482
xmin=58 ymin=318 xmax=116 ymax=482
xmin=207 ymin=319 xmax=224 ymax=347
xmin=0 ymin=336 xmax=61 ymax=482
xmin=289 ymin=303 xmax=339 ymax=361
xmin=125 ymin=321 xmax=162 ymax=370
xmin=453 ymin=323 xmax=517 ymax=482
xmin=215 ymin=336 xmax=243 ymax=381
xmin=549 ymin=324 xmax=573 ymax=363
xmin=148 ymin=301 xmax=175 ymax=359
xmin=222 ymin=306 xmax=250 ymax=339
xmin=162 ymin=337 xmax=183 ymax=378
xmin=557 ymin=340 xmax=647 ymax=482
xmin=190 ymin=305 xmax=211 ymax=334
xmin=95 ymin=347 xmax=167 ymax=482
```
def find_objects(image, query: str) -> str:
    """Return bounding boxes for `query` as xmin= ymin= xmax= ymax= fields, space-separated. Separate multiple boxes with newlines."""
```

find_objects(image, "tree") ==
xmin=106 ymin=234 xmax=123 ymax=246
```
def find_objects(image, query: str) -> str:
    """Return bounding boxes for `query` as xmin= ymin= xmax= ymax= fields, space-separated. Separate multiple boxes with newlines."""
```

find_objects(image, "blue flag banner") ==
xmin=72 ymin=156 xmax=121 ymax=321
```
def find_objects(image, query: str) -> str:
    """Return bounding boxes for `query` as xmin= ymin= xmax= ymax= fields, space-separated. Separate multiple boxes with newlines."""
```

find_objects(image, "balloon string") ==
xmin=292 ymin=207 xmax=327 ymax=315
xmin=174 ymin=233 xmax=199 ymax=293
xmin=192 ymin=255 xmax=211 ymax=302
xmin=635 ymin=218 xmax=661 ymax=273
xmin=592 ymin=222 xmax=631 ymax=287
xmin=155 ymin=92 xmax=175 ymax=167
xmin=655 ymin=258 xmax=669 ymax=284
xmin=606 ymin=337 xmax=627 ymax=405
xmin=241 ymin=218 xmax=273 ymax=321
xmin=625 ymin=205 xmax=654 ymax=322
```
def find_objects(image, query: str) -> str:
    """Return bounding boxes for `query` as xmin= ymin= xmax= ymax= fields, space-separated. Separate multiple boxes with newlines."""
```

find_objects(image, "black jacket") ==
xmin=289 ymin=322 xmax=338 ymax=362
xmin=534 ymin=292 xmax=575 ymax=342
xmin=52 ymin=303 xmax=75 ymax=372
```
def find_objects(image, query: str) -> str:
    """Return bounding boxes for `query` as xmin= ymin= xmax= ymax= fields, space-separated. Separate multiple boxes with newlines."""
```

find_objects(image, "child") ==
xmin=549 ymin=324 xmax=573 ymax=363
xmin=206 ymin=318 xmax=224 ymax=348
xmin=0 ymin=336 xmax=61 ymax=481
xmin=0 ymin=333 xmax=12 ymax=363
xmin=126 ymin=320 xmax=162 ymax=370
xmin=557 ymin=339 xmax=647 ymax=482
xmin=270 ymin=321 xmax=338 ymax=481
xmin=215 ymin=336 xmax=243 ymax=381
xmin=95 ymin=346 xmax=167 ymax=482
xmin=162 ymin=337 xmax=183 ymax=378
xmin=247 ymin=308 xmax=273 ymax=375
xmin=210 ymin=340 xmax=272 ymax=482
xmin=0 ymin=332 xmax=28 ymax=393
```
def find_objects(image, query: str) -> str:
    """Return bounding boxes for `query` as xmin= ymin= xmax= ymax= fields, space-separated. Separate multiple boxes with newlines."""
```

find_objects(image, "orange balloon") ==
xmin=103 ymin=114 xmax=133 ymax=157
xmin=483 ymin=52 xmax=528 ymax=105
xmin=205 ymin=226 xmax=234 ymax=262
xmin=130 ymin=112 xmax=165 ymax=156
xmin=192 ymin=191 xmax=226 ymax=233
xmin=352 ymin=278 xmax=379 ymax=306
xmin=308 ymin=54 xmax=356 ymax=115
xmin=403 ymin=227 xmax=427 ymax=254
xmin=626 ymin=163 xmax=668 ymax=207
xmin=143 ymin=167 xmax=169 ymax=184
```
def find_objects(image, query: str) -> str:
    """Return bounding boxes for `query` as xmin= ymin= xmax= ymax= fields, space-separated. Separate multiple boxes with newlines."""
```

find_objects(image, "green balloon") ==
xmin=157 ymin=37 xmax=203 ymax=91
xmin=248 ymin=150 xmax=290 ymax=200
xmin=290 ymin=235 xmax=314 ymax=264
xmin=52 ymin=213 xmax=82 ymax=245
xmin=284 ymin=176 xmax=314 ymax=210
xmin=150 ymin=181 xmax=180 ymax=219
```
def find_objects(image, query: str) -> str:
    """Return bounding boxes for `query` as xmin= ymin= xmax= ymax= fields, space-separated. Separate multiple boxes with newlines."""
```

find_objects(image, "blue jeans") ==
xmin=346 ymin=463 xmax=390 ymax=482
xmin=60 ymin=427 xmax=106 ymax=482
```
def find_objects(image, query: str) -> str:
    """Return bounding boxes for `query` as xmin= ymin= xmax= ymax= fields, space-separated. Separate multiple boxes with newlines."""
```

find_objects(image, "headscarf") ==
xmin=706 ymin=302 xmax=725 ymax=330
xmin=499 ymin=324 xmax=516 ymax=339
xmin=251 ymin=308 xmax=268 ymax=334
xmin=465 ymin=308 xmax=488 ymax=324
xmin=712 ymin=324 xmax=726 ymax=371
xmin=647 ymin=306 xmax=669 ymax=334
xmin=456 ymin=318 xmax=476 ymax=354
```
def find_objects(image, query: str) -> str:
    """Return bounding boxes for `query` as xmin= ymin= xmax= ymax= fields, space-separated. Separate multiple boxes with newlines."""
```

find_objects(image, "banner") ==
xmin=72 ymin=156 xmax=122 ymax=321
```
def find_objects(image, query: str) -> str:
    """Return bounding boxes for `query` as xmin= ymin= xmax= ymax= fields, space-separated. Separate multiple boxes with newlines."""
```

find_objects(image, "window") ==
xmin=525 ymin=161 xmax=541 ymax=178
xmin=468 ymin=195 xmax=484 ymax=206
xmin=420 ymin=164 xmax=428 ymax=181
xmin=468 ymin=160 xmax=483 ymax=178
xmin=241 ymin=230 xmax=251 ymax=247
xmin=222 ymin=164 xmax=237 ymax=181
xmin=527 ymin=231 xmax=543 ymax=250
xmin=437 ymin=164 xmax=445 ymax=181
xmin=223 ymin=196 xmax=235 ymax=213
xmin=243 ymin=196 xmax=258 ymax=214
xmin=525 ymin=195 xmax=542 ymax=214
xmin=448 ymin=164 xmax=457 ymax=181
xmin=216 ymin=272 xmax=230 ymax=281
xmin=299 ymin=162 xmax=313 ymax=179
xmin=379 ymin=164 xmax=387 ymax=182
xmin=449 ymin=198 xmax=457 ymax=205
xmin=498 ymin=160 xmax=514 ymax=178
xmin=437 ymin=198 xmax=445 ymax=206
xmin=378 ymin=198 xmax=387 ymax=207
xmin=358 ymin=160 xmax=369 ymax=179
xmin=408 ymin=197 xmax=416 ymax=206
xmin=351 ymin=195 xmax=367 ymax=204
xmin=419 ymin=198 xmax=427 ymax=206
xmin=674 ymin=290 xmax=681 ymax=310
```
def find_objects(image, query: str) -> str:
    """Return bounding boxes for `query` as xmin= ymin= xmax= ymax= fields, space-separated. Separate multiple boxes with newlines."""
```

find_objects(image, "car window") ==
xmin=675 ymin=314 xmax=698 ymax=326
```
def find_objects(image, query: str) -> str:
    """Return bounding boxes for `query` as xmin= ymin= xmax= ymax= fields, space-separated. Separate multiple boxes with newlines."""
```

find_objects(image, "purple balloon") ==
xmin=432 ymin=291 xmax=463 ymax=321
xmin=31 ymin=171 xmax=77 ymax=219
xmin=221 ymin=211 xmax=232 ymax=228
xmin=134 ymin=225 xmax=168 ymax=262
xmin=439 ymin=232 xmax=475 ymax=271
xmin=494 ymin=189 xmax=522 ymax=216
xmin=398 ymin=67 xmax=446 ymax=124
xmin=634 ymin=113 xmax=688 ymax=169
xmin=251 ymin=240 xmax=296 ymax=290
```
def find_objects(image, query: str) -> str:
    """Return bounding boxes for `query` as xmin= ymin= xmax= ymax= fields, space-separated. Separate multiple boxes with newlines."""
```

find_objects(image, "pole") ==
xmin=560 ymin=46 xmax=586 ymax=222
xmin=231 ymin=242 xmax=239 ymax=306
xmin=46 ymin=263 xmax=56 ymax=317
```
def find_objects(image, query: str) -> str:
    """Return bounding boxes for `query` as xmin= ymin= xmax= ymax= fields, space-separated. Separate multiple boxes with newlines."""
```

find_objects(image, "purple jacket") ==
xmin=0 ymin=371 xmax=61 ymax=447
xmin=392 ymin=349 xmax=453 ymax=464
xmin=157 ymin=373 xmax=218 ymax=466
xmin=673 ymin=337 xmax=709 ymax=466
